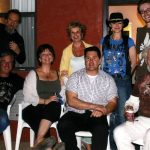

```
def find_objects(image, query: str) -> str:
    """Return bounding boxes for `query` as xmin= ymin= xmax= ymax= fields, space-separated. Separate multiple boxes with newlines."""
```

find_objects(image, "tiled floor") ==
xmin=0 ymin=140 xmax=31 ymax=150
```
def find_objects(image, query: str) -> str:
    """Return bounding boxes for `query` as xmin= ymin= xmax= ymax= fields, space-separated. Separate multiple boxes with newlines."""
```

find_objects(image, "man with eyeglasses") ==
xmin=0 ymin=9 xmax=26 ymax=64
xmin=135 ymin=0 xmax=150 ymax=83
xmin=138 ymin=0 xmax=150 ymax=28
xmin=0 ymin=50 xmax=24 ymax=134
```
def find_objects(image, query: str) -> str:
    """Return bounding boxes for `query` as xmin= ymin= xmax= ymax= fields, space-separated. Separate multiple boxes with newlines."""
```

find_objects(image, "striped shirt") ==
xmin=66 ymin=68 xmax=118 ymax=113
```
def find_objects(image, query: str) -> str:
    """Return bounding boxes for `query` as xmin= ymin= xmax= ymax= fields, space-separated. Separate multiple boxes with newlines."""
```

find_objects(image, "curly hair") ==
xmin=66 ymin=21 xmax=86 ymax=38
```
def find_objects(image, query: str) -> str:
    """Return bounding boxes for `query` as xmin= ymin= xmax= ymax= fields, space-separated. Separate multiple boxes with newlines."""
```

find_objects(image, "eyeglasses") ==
xmin=140 ymin=8 xmax=150 ymax=15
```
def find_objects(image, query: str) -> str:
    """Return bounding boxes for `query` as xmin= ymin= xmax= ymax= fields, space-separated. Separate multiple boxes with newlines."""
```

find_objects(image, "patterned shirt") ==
xmin=66 ymin=68 xmax=118 ymax=113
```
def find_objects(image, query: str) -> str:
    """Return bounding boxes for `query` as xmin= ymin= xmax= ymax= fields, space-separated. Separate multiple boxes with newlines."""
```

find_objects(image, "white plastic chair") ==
xmin=15 ymin=103 xmax=64 ymax=150
xmin=75 ymin=114 xmax=111 ymax=150
xmin=2 ymin=95 xmax=16 ymax=150
xmin=132 ymin=138 xmax=144 ymax=150
xmin=15 ymin=103 xmax=35 ymax=150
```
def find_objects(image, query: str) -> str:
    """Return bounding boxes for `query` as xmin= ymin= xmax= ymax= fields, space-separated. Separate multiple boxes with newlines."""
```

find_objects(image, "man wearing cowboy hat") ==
xmin=100 ymin=12 xmax=137 ymax=150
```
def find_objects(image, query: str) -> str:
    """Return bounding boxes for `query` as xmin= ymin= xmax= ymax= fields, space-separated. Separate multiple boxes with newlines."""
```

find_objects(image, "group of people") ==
xmin=0 ymin=9 xmax=25 ymax=134
xmin=0 ymin=0 xmax=150 ymax=150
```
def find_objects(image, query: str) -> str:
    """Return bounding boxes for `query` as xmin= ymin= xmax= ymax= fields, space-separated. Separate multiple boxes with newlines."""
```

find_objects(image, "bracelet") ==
xmin=44 ymin=99 xmax=46 ymax=105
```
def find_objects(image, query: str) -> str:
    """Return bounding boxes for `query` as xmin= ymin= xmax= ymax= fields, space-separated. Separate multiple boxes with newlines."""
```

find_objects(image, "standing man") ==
xmin=57 ymin=46 xmax=118 ymax=150
xmin=0 ymin=9 xmax=26 ymax=64
xmin=0 ymin=50 xmax=24 ymax=133
xmin=138 ymin=0 xmax=150 ymax=28
xmin=136 ymin=0 xmax=150 ymax=67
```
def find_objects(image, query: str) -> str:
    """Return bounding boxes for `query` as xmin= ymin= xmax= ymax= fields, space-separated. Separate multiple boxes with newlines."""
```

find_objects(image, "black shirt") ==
xmin=0 ymin=73 xmax=24 ymax=110
xmin=0 ymin=23 xmax=26 ymax=64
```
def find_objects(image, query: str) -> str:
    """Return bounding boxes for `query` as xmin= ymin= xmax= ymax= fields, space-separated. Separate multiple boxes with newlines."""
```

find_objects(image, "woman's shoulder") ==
xmin=26 ymin=70 xmax=36 ymax=78
xmin=63 ymin=43 xmax=73 ymax=52
xmin=82 ymin=41 xmax=92 ymax=47
xmin=128 ymin=37 xmax=134 ymax=42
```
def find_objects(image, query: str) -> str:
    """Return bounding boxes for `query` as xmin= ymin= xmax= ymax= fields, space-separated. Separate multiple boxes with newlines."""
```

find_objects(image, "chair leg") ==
xmin=76 ymin=136 xmax=82 ymax=150
xmin=15 ymin=121 xmax=23 ymax=150
xmin=3 ymin=125 xmax=12 ymax=150
xmin=30 ymin=128 xmax=35 ymax=147
xmin=107 ymin=134 xmax=110 ymax=150
xmin=140 ymin=145 xmax=143 ymax=150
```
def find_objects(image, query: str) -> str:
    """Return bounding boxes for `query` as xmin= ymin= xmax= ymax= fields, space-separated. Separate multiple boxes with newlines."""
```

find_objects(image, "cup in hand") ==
xmin=125 ymin=107 xmax=134 ymax=122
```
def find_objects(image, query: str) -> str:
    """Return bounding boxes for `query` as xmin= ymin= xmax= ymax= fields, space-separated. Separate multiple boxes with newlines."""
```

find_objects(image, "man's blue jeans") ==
xmin=110 ymin=76 xmax=132 ymax=150
xmin=0 ymin=109 xmax=10 ymax=133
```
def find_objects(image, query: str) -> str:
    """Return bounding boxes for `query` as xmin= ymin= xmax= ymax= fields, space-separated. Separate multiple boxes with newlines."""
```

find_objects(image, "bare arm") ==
xmin=99 ymin=44 xmax=103 ymax=56
xmin=66 ymin=91 xmax=99 ymax=111
xmin=66 ymin=90 xmax=117 ymax=116
xmin=129 ymin=46 xmax=137 ymax=74
xmin=105 ymin=99 xmax=117 ymax=114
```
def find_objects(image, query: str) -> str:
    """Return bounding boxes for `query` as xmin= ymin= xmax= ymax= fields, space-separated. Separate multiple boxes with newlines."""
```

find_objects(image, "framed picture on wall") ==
xmin=136 ymin=28 xmax=150 ymax=54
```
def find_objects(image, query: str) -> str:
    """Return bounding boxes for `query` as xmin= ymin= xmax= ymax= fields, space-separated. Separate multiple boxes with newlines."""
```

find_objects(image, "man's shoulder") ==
xmin=0 ymin=23 xmax=5 ymax=29
xmin=71 ymin=68 xmax=85 ymax=76
xmin=9 ymin=73 xmax=24 ymax=81
xmin=13 ymin=30 xmax=24 ymax=39
xmin=0 ymin=23 xmax=6 ymax=33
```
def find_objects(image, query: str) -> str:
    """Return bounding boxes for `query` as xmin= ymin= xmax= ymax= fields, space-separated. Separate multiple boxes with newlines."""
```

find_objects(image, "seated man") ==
xmin=114 ymin=46 xmax=150 ymax=150
xmin=57 ymin=46 xmax=118 ymax=150
xmin=0 ymin=50 xmax=24 ymax=133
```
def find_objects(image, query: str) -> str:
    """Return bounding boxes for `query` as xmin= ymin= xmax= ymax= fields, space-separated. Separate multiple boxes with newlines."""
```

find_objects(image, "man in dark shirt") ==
xmin=0 ymin=9 xmax=26 ymax=64
xmin=0 ymin=51 xmax=24 ymax=133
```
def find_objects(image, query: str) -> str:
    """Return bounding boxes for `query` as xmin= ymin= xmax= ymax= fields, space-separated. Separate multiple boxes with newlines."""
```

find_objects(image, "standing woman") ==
xmin=60 ymin=21 xmax=92 ymax=84
xmin=100 ymin=12 xmax=137 ymax=150
xmin=22 ymin=44 xmax=61 ymax=145
xmin=60 ymin=21 xmax=92 ymax=150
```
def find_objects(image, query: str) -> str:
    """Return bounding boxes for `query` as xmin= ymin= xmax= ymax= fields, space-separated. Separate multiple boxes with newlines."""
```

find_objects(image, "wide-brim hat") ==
xmin=106 ymin=12 xmax=129 ymax=28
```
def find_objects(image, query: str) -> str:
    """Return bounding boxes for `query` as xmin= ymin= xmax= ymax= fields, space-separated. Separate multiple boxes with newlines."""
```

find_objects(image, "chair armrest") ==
xmin=7 ymin=94 xmax=16 ymax=116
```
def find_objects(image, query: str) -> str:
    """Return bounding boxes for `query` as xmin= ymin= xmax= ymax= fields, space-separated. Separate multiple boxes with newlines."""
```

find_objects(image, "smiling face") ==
xmin=70 ymin=27 xmax=83 ymax=42
xmin=39 ymin=49 xmax=54 ymax=65
xmin=110 ymin=21 xmax=124 ymax=33
xmin=0 ymin=55 xmax=14 ymax=76
xmin=139 ymin=3 xmax=150 ymax=24
xmin=85 ymin=51 xmax=101 ymax=74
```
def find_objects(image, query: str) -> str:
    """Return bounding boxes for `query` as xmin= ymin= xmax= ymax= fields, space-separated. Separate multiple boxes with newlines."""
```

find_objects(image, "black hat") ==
xmin=106 ymin=12 xmax=129 ymax=28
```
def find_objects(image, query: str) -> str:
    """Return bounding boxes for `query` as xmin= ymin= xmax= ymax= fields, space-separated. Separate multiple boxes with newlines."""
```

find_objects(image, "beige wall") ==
xmin=0 ymin=0 xmax=10 ymax=23
xmin=0 ymin=0 xmax=10 ymax=12
xmin=109 ymin=5 xmax=145 ymax=44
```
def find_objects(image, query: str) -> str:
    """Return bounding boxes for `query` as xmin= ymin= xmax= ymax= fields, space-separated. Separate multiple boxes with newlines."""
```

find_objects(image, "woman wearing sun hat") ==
xmin=100 ymin=12 xmax=137 ymax=150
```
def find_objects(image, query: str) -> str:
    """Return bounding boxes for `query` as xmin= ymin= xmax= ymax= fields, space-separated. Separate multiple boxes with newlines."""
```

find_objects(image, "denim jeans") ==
xmin=0 ymin=109 xmax=10 ymax=133
xmin=110 ymin=76 xmax=132 ymax=150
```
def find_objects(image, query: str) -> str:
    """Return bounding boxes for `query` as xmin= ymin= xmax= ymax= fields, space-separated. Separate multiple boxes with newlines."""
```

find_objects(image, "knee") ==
xmin=113 ymin=125 xmax=124 ymax=142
